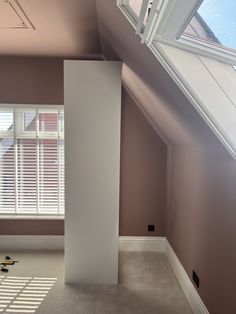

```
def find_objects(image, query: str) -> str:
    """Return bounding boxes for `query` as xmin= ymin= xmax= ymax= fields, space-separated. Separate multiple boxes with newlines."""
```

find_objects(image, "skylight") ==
xmin=128 ymin=0 xmax=143 ymax=17
xmin=118 ymin=0 xmax=236 ymax=158
xmin=182 ymin=0 xmax=236 ymax=52
xmin=129 ymin=0 xmax=153 ymax=18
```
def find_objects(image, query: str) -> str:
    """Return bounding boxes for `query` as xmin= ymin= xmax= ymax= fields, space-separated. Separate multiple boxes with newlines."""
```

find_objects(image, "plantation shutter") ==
xmin=59 ymin=139 xmax=65 ymax=214
xmin=0 ymin=109 xmax=15 ymax=214
xmin=17 ymin=138 xmax=37 ymax=214
xmin=0 ymin=107 xmax=64 ymax=216
xmin=59 ymin=110 xmax=65 ymax=214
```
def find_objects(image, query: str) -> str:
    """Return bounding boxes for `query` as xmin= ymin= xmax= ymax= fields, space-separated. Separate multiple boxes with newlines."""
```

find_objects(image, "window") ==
xmin=182 ymin=0 xmax=236 ymax=52
xmin=118 ymin=0 xmax=236 ymax=64
xmin=127 ymin=0 xmax=153 ymax=23
xmin=128 ymin=0 xmax=143 ymax=17
xmin=0 ymin=107 xmax=64 ymax=216
xmin=118 ymin=0 xmax=236 ymax=158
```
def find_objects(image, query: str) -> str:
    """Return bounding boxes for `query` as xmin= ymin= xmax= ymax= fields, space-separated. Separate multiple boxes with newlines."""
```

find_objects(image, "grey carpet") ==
xmin=0 ymin=250 xmax=192 ymax=314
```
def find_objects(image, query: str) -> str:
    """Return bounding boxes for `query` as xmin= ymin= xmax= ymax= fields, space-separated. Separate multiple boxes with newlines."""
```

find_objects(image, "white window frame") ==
xmin=117 ymin=0 xmax=236 ymax=65
xmin=0 ymin=104 xmax=64 ymax=219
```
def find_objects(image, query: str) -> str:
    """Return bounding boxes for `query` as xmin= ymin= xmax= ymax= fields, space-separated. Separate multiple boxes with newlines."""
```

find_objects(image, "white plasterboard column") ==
xmin=64 ymin=60 xmax=121 ymax=284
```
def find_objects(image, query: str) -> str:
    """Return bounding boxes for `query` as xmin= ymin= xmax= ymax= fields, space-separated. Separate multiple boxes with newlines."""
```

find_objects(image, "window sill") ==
xmin=0 ymin=215 xmax=64 ymax=220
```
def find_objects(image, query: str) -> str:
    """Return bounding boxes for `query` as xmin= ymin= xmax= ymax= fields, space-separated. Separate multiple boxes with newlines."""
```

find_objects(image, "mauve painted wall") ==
xmin=120 ymin=90 xmax=167 ymax=236
xmin=0 ymin=57 xmax=167 ymax=236
xmin=0 ymin=219 xmax=64 ymax=235
xmin=0 ymin=57 xmax=64 ymax=235
xmin=0 ymin=57 xmax=63 ymax=104
xmin=168 ymin=147 xmax=236 ymax=314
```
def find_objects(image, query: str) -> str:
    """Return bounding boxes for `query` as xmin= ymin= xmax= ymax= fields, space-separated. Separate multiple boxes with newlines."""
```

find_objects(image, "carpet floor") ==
xmin=0 ymin=250 xmax=192 ymax=314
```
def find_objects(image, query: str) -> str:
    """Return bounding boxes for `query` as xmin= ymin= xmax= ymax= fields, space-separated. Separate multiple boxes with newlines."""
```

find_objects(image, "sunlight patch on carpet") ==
xmin=0 ymin=276 xmax=57 ymax=313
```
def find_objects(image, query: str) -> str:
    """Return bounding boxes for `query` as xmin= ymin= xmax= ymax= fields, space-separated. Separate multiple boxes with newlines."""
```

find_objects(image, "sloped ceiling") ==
xmin=0 ymin=0 xmax=101 ymax=57
xmin=96 ymin=0 xmax=224 ymax=151
xmin=0 ymin=0 xmax=229 ymax=151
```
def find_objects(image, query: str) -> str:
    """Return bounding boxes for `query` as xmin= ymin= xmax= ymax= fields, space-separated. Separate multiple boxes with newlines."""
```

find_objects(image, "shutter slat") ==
xmin=0 ymin=136 xmax=15 ymax=214
xmin=38 ymin=138 xmax=59 ymax=214
xmin=17 ymin=139 xmax=37 ymax=213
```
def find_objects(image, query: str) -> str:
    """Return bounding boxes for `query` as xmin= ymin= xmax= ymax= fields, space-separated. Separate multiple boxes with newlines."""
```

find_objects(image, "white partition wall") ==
xmin=64 ymin=61 xmax=121 ymax=284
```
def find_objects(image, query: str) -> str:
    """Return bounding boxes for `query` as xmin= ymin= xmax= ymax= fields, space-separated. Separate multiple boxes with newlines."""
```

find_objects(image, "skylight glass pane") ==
xmin=128 ymin=0 xmax=153 ymax=23
xmin=182 ymin=0 xmax=236 ymax=51
xmin=129 ymin=0 xmax=143 ymax=16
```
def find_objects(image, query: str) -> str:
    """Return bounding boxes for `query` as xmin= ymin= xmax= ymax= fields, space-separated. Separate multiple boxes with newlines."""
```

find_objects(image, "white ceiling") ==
xmin=0 ymin=0 xmax=101 ymax=57
xmin=0 ymin=0 xmax=34 ymax=29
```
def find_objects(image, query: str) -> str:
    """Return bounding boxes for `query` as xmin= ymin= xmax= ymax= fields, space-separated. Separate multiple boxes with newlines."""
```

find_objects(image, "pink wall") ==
xmin=0 ymin=57 xmax=63 ymax=104
xmin=0 ymin=57 xmax=64 ymax=235
xmin=0 ymin=219 xmax=64 ymax=235
xmin=120 ymin=90 xmax=167 ymax=236
xmin=168 ymin=147 xmax=236 ymax=314
xmin=0 ymin=57 xmax=167 ymax=236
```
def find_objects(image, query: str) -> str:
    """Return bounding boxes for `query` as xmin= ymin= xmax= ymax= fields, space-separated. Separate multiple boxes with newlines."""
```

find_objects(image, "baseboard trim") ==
xmin=0 ymin=235 xmax=64 ymax=250
xmin=119 ymin=236 xmax=166 ymax=252
xmin=0 ymin=235 xmax=166 ymax=252
xmin=165 ymin=240 xmax=209 ymax=314
xmin=0 ymin=235 xmax=209 ymax=313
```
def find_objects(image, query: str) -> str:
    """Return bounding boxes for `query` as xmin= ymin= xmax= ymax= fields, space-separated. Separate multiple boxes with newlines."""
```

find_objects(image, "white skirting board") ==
xmin=119 ymin=236 xmax=166 ymax=251
xmin=0 ymin=235 xmax=209 ymax=314
xmin=164 ymin=240 xmax=209 ymax=314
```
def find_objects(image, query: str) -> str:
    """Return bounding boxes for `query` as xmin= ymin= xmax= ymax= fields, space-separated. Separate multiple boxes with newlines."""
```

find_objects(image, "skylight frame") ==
xmin=117 ymin=0 xmax=139 ymax=29
xmin=117 ymin=0 xmax=236 ymax=65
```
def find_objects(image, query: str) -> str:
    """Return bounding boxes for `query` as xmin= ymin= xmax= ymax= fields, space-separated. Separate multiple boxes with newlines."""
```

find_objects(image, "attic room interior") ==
xmin=0 ymin=0 xmax=235 ymax=313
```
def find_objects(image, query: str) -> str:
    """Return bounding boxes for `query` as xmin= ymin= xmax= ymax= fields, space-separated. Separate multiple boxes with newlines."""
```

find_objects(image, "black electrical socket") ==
xmin=192 ymin=270 xmax=200 ymax=288
xmin=148 ymin=224 xmax=155 ymax=232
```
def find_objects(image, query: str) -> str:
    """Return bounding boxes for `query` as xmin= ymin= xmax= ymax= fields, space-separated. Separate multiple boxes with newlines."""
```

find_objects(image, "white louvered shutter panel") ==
xmin=0 ymin=107 xmax=64 ymax=216
xmin=39 ymin=138 xmax=59 ymax=214
xmin=16 ymin=110 xmax=37 ymax=214
xmin=17 ymin=138 xmax=37 ymax=214
xmin=59 ymin=138 xmax=65 ymax=214
xmin=0 ymin=109 xmax=15 ymax=214
xmin=38 ymin=110 xmax=62 ymax=215
xmin=59 ymin=110 xmax=65 ymax=214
